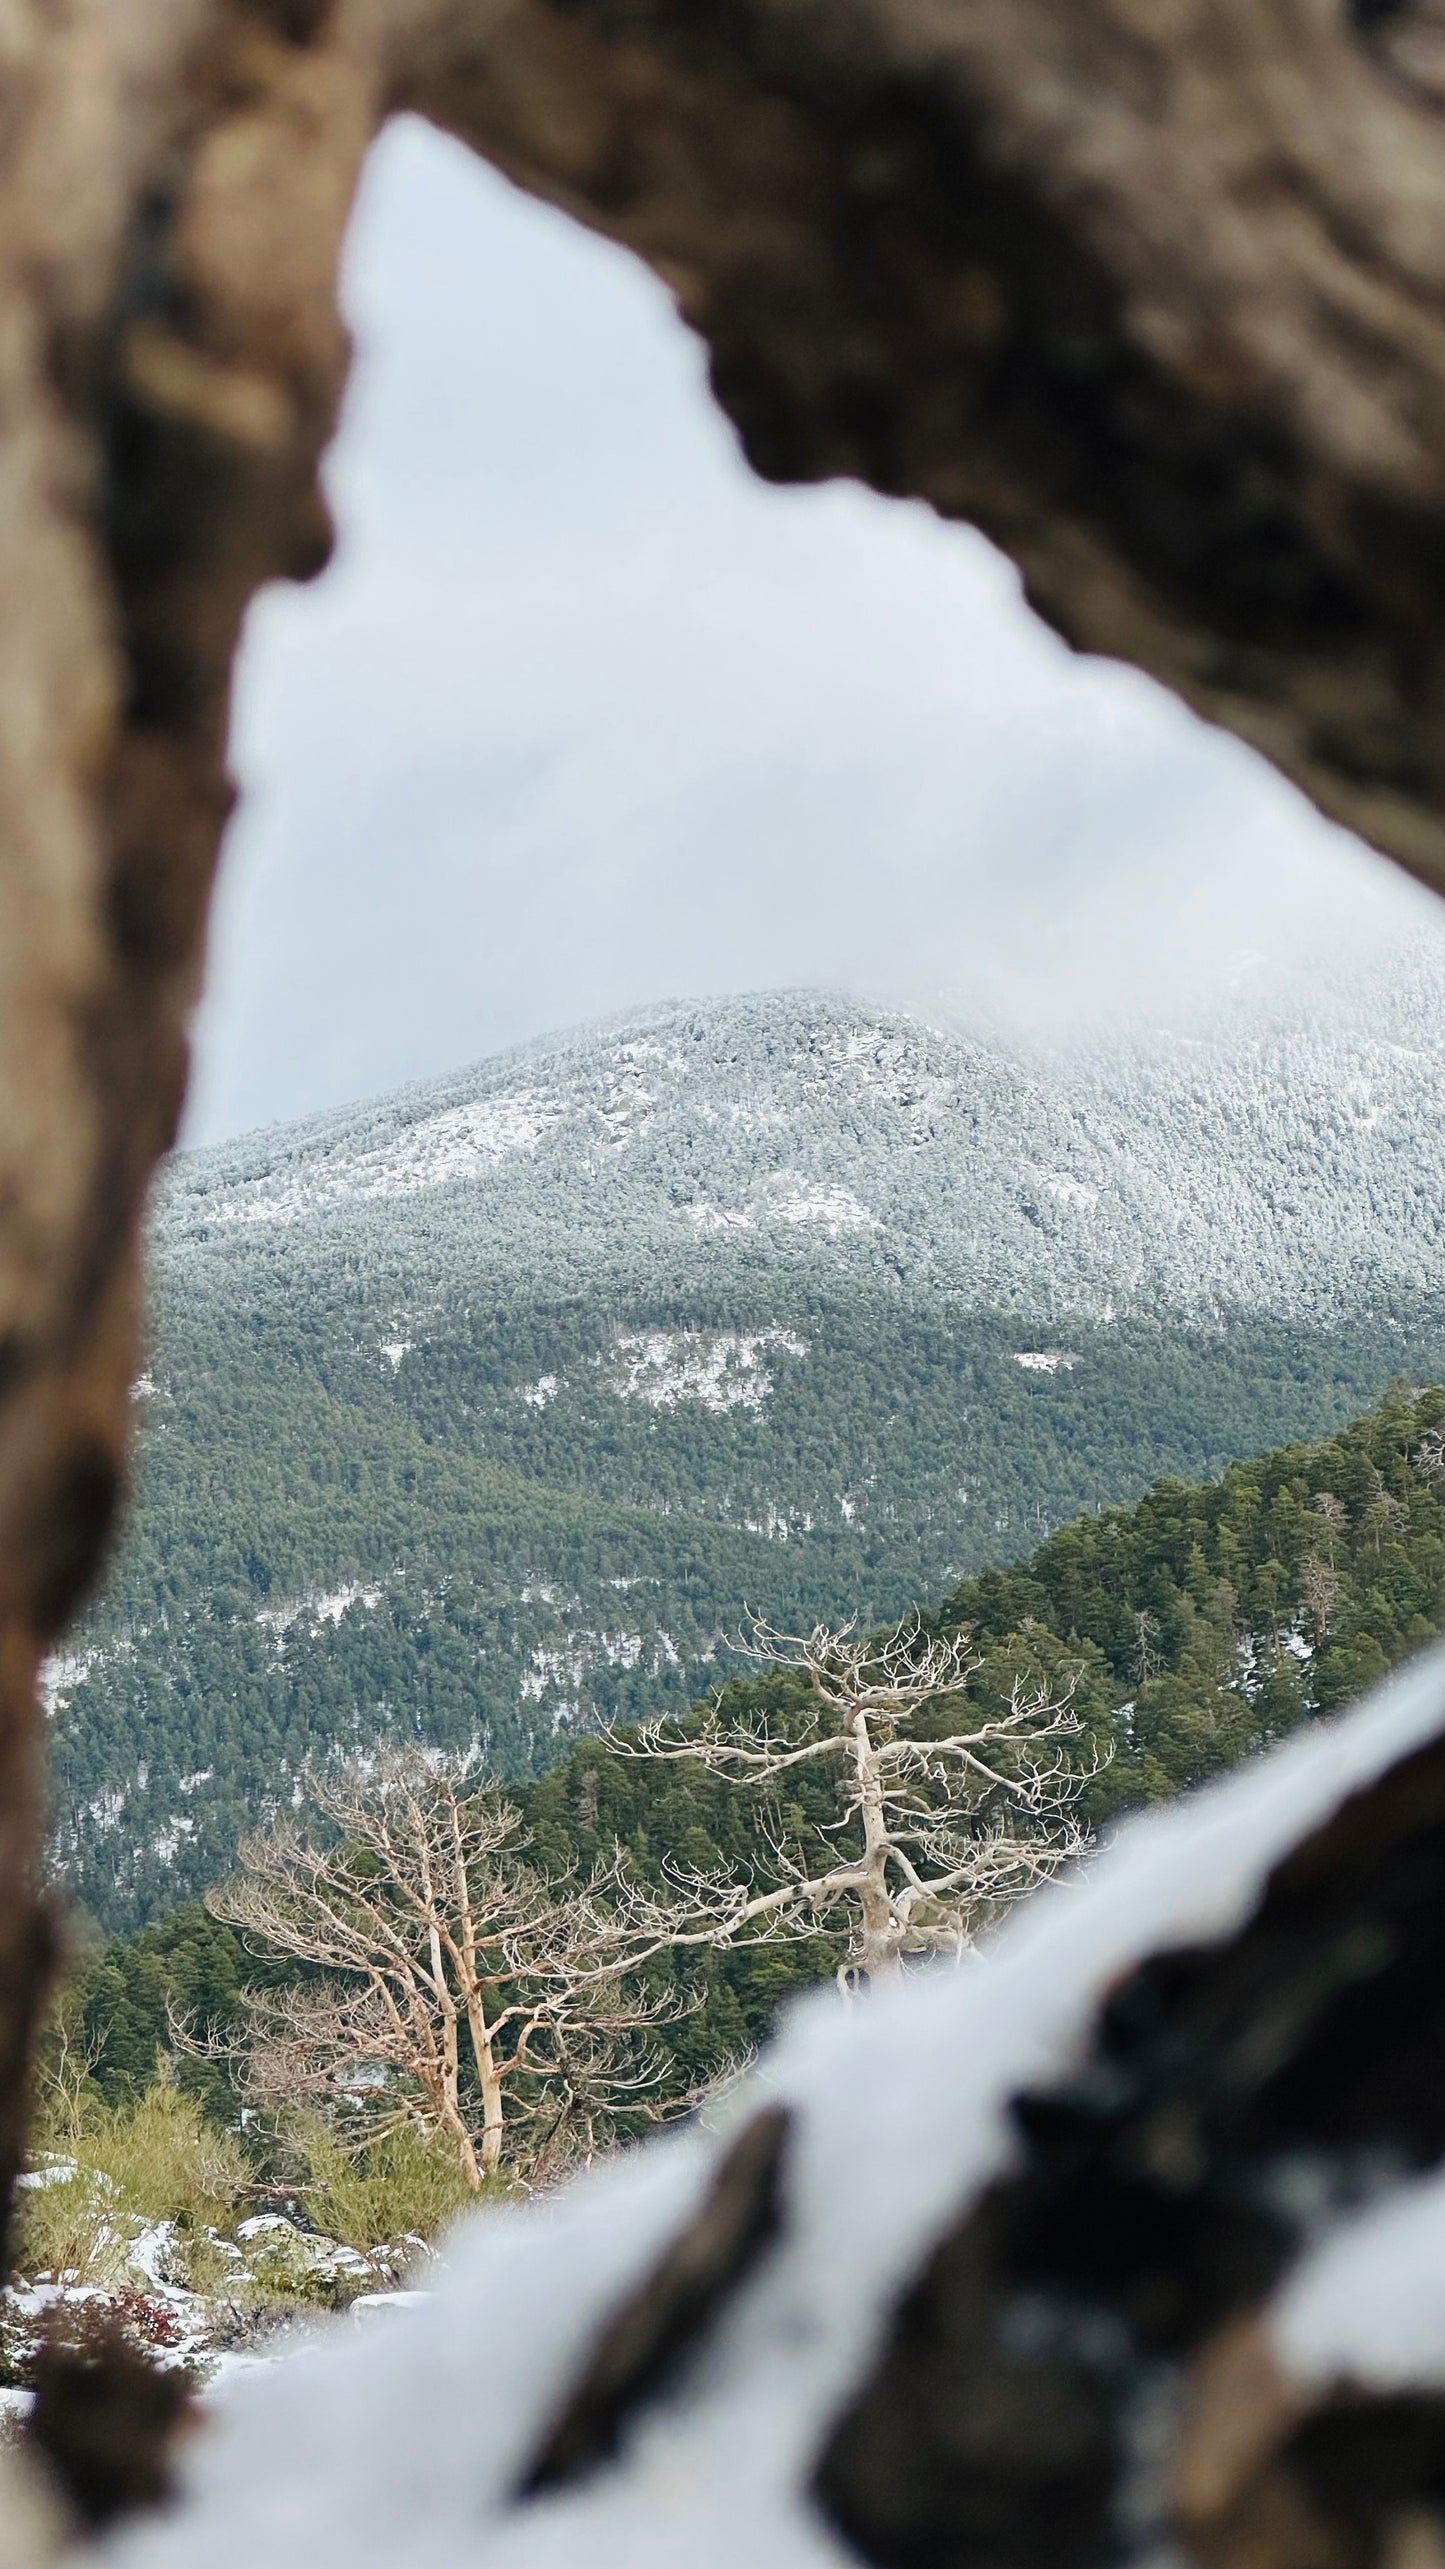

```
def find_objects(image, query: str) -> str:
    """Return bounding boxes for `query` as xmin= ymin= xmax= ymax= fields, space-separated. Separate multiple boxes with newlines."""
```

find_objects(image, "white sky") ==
xmin=186 ymin=115 xmax=1445 ymax=1147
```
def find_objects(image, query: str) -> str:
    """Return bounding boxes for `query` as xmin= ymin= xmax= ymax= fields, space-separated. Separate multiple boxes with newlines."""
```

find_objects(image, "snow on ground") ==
xmin=202 ymin=1093 xmax=568 ymax=1227
xmin=39 ymin=1645 xmax=125 ymax=1718
xmin=682 ymin=1202 xmax=756 ymax=1234
xmin=1024 ymin=1167 xmax=1101 ymax=1212
xmin=606 ymin=1327 xmax=806 ymax=1413
xmin=0 ymin=2211 xmax=420 ymax=2428
xmin=255 ymin=1584 xmax=381 ymax=1639
xmin=106 ymin=1644 xmax=1445 ymax=2569
xmin=769 ymin=1184 xmax=878 ymax=1233
xmin=517 ymin=1627 xmax=681 ymax=1702
xmin=826 ymin=1032 xmax=959 ymax=1149
xmin=1011 ymin=1350 xmax=1081 ymax=1374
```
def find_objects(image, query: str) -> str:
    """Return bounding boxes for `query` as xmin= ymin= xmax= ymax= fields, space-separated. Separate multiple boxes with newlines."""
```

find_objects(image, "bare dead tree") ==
xmin=1301 ymin=1553 xmax=1343 ymax=1648
xmin=27 ymin=1989 xmax=108 ymax=2155
xmin=206 ymin=1752 xmax=686 ymax=2189
xmin=1416 ymin=1428 xmax=1445 ymax=1488
xmin=1362 ymin=1470 xmax=1408 ymax=1556
xmin=609 ymin=1617 xmax=1094 ymax=1989
xmin=1133 ymin=1611 xmax=1161 ymax=1686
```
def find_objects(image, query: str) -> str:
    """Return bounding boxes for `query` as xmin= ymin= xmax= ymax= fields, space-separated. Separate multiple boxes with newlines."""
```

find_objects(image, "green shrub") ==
xmin=292 ymin=2119 xmax=482 ymax=2255
xmin=11 ymin=2165 xmax=122 ymax=2288
xmin=86 ymin=2079 xmax=248 ymax=2234
xmin=12 ymin=2075 xmax=249 ymax=2288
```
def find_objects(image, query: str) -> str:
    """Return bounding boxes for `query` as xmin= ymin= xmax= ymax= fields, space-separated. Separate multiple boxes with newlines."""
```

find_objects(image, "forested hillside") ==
xmin=80 ymin=1381 xmax=1445 ymax=2097
xmin=50 ymin=973 xmax=1445 ymax=1931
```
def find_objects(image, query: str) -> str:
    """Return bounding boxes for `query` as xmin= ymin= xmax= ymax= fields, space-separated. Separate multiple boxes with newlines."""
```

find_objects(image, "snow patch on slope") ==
xmin=200 ymin=1093 xmax=566 ymax=1227
xmin=256 ymin=1584 xmax=381 ymax=1638
xmin=770 ymin=1182 xmax=878 ymax=1234
xmin=607 ymin=1329 xmax=807 ymax=1413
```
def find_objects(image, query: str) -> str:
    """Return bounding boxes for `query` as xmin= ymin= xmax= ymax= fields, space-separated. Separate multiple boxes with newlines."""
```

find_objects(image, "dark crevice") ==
xmin=520 ymin=2104 xmax=792 ymax=2494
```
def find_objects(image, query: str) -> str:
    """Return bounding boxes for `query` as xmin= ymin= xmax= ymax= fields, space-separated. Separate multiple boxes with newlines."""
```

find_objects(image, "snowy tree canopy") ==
xmin=160 ymin=968 xmax=1445 ymax=1327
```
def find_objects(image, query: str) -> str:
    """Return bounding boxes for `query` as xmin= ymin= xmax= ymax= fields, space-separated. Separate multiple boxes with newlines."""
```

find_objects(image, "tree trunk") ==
xmin=463 ymin=1991 xmax=506 ymax=2180
xmin=447 ymin=2106 xmax=484 ymax=2192
xmin=849 ymin=1712 xmax=899 ymax=1980
xmin=476 ymin=2044 xmax=505 ymax=2182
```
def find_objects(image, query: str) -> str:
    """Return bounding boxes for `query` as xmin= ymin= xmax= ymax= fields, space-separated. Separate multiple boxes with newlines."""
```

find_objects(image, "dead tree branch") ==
xmin=207 ymin=1752 xmax=689 ymax=2187
xmin=610 ymin=1616 xmax=1094 ymax=1985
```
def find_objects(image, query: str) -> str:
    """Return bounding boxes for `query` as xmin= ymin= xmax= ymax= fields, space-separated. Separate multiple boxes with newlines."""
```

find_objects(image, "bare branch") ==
xmin=207 ymin=1748 xmax=701 ymax=2189
xmin=615 ymin=1615 xmax=1099 ymax=1983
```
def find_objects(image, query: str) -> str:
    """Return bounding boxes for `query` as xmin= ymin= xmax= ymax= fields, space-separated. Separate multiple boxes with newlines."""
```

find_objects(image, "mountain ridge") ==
xmin=159 ymin=972 xmax=1445 ymax=1324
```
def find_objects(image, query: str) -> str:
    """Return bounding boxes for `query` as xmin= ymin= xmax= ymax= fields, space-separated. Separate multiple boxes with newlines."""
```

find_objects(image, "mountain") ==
xmin=50 ymin=967 xmax=1445 ymax=1929
xmin=159 ymin=964 xmax=1445 ymax=1320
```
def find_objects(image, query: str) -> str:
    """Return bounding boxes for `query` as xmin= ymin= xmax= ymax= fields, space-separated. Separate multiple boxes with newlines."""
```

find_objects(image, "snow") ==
xmin=519 ymin=1646 xmax=586 ymax=1702
xmin=256 ymin=1584 xmax=381 ymax=1638
xmin=607 ymin=1329 xmax=806 ymax=1414
xmin=0 ymin=2212 xmax=410 ymax=2425
xmin=521 ymin=1374 xmax=559 ymax=1408
xmin=683 ymin=1202 xmax=756 ymax=1234
xmin=105 ymin=1643 xmax=1445 ymax=2569
xmin=1024 ymin=1168 xmax=1100 ymax=1213
xmin=350 ymin=2291 xmax=433 ymax=2327
xmin=1274 ymin=2164 xmax=1445 ymax=2393
xmin=1012 ymin=1351 xmax=1081 ymax=1374
xmin=519 ymin=1630 xmax=662 ymax=1701
xmin=15 ymin=2159 xmax=79 ymax=2193
xmin=158 ymin=970 xmax=1445 ymax=1327
xmin=770 ymin=1183 xmax=878 ymax=1234
xmin=197 ymin=1093 xmax=567 ymax=1228
xmin=40 ymin=1643 xmax=118 ymax=1716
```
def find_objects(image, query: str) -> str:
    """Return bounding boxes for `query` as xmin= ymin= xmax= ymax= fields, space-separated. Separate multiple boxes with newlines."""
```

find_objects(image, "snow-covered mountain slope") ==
xmin=160 ymin=962 xmax=1445 ymax=1323
xmin=52 ymin=964 xmax=1445 ymax=1933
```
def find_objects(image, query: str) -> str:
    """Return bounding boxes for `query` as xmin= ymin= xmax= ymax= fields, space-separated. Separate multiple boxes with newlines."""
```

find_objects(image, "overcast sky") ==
xmin=185 ymin=116 xmax=1445 ymax=1147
